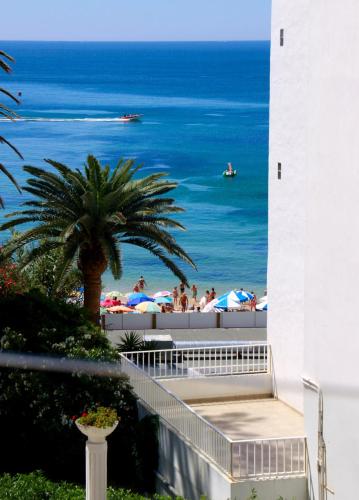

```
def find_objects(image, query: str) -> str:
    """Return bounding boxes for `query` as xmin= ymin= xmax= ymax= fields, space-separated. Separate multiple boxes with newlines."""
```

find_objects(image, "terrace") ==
xmin=119 ymin=344 xmax=308 ymax=499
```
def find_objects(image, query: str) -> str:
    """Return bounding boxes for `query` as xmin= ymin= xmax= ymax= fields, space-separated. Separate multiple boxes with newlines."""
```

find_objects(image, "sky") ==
xmin=2 ymin=0 xmax=271 ymax=42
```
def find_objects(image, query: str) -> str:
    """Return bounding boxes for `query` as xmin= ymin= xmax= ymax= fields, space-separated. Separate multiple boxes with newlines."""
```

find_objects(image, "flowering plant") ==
xmin=0 ymin=260 xmax=24 ymax=297
xmin=75 ymin=406 xmax=118 ymax=428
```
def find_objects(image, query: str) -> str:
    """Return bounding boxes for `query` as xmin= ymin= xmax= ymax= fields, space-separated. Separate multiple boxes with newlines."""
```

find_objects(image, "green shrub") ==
xmin=0 ymin=471 xmax=185 ymax=499
xmin=0 ymin=291 xmax=158 ymax=492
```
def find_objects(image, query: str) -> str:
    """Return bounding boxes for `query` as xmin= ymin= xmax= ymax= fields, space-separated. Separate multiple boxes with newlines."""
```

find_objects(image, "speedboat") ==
xmin=119 ymin=114 xmax=143 ymax=122
xmin=223 ymin=162 xmax=237 ymax=177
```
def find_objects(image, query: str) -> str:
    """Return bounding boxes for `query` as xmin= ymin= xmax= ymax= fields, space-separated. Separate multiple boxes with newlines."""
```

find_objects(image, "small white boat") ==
xmin=223 ymin=162 xmax=237 ymax=177
xmin=119 ymin=114 xmax=143 ymax=122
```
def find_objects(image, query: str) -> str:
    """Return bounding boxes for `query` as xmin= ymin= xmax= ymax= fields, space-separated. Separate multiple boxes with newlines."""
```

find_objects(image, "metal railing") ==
xmin=120 ymin=352 xmax=306 ymax=480
xmin=120 ymin=354 xmax=232 ymax=474
xmin=231 ymin=436 xmax=306 ymax=479
xmin=121 ymin=343 xmax=269 ymax=379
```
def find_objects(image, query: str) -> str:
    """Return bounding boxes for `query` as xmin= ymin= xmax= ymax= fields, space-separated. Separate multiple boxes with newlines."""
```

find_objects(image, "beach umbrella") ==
xmin=234 ymin=290 xmax=254 ymax=302
xmin=153 ymin=291 xmax=172 ymax=298
xmin=127 ymin=292 xmax=154 ymax=306
xmin=202 ymin=299 xmax=219 ymax=312
xmin=135 ymin=301 xmax=161 ymax=313
xmin=215 ymin=295 xmax=242 ymax=310
xmin=107 ymin=305 xmax=134 ymax=313
xmin=154 ymin=296 xmax=173 ymax=304
xmin=214 ymin=290 xmax=242 ymax=310
xmin=101 ymin=298 xmax=122 ymax=307
xmin=256 ymin=301 xmax=268 ymax=311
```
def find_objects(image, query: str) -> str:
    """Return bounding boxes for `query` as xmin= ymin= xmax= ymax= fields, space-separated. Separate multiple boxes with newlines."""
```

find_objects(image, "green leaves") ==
xmin=0 ymin=49 xmax=22 ymax=207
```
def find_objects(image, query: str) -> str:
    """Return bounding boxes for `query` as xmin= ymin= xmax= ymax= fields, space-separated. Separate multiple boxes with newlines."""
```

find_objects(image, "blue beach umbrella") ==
xmin=154 ymin=296 xmax=173 ymax=304
xmin=234 ymin=290 xmax=254 ymax=302
xmin=214 ymin=292 xmax=242 ymax=310
xmin=214 ymin=290 xmax=254 ymax=310
xmin=127 ymin=292 xmax=154 ymax=307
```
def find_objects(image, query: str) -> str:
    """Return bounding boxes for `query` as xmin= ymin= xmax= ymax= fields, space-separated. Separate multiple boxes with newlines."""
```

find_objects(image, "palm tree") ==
xmin=0 ymin=155 xmax=195 ymax=322
xmin=0 ymin=49 xmax=22 ymax=207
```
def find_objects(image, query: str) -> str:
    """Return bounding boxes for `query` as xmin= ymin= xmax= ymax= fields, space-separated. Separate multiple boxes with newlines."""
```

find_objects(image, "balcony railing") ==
xmin=121 ymin=343 xmax=269 ymax=379
xmin=231 ymin=437 xmax=306 ymax=479
xmin=120 ymin=349 xmax=306 ymax=480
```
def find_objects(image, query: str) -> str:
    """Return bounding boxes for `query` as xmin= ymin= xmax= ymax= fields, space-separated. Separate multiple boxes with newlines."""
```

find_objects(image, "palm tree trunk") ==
xmin=80 ymin=246 xmax=107 ymax=324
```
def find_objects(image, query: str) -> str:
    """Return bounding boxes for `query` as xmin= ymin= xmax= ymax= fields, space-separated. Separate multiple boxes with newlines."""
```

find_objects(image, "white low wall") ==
xmin=161 ymin=373 xmax=273 ymax=402
xmin=155 ymin=417 xmax=231 ymax=500
xmin=104 ymin=311 xmax=267 ymax=330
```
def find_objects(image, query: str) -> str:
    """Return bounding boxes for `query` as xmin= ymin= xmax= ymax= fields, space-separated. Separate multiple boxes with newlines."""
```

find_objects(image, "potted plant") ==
xmin=75 ymin=407 xmax=119 ymax=442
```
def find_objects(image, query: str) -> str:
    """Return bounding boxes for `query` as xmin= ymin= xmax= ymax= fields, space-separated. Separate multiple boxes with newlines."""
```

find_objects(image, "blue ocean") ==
xmin=0 ymin=41 xmax=269 ymax=296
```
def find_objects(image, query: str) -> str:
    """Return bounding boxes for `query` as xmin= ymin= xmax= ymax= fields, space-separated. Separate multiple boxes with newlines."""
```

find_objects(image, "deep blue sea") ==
xmin=0 ymin=41 xmax=269 ymax=296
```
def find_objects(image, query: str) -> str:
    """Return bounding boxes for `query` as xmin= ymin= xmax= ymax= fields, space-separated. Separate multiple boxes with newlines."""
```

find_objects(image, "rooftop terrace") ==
xmin=190 ymin=398 xmax=304 ymax=441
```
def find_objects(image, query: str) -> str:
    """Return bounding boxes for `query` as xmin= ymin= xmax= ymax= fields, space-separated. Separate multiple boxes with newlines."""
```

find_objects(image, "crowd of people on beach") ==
xmin=128 ymin=276 xmax=258 ymax=313
xmin=101 ymin=276 xmax=262 ymax=314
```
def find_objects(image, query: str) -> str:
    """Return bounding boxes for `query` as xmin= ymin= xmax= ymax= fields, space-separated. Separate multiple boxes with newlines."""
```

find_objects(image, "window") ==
xmin=280 ymin=29 xmax=284 ymax=46
xmin=277 ymin=163 xmax=282 ymax=179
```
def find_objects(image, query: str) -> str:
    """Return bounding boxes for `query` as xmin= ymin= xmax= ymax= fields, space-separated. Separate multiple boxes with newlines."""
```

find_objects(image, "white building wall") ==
xmin=268 ymin=0 xmax=309 ymax=412
xmin=269 ymin=1 xmax=359 ymax=499
xmin=303 ymin=2 xmax=359 ymax=499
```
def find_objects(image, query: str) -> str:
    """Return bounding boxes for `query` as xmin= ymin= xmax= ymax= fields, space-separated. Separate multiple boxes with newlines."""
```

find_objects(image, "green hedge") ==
xmin=0 ymin=472 xmax=185 ymax=500
xmin=0 ymin=290 xmax=158 ymax=491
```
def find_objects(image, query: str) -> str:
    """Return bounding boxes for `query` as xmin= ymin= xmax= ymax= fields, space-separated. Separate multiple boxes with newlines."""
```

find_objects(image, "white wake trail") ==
xmin=0 ymin=117 xmax=124 ymax=123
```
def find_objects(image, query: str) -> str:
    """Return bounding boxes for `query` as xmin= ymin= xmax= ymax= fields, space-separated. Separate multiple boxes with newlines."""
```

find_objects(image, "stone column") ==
xmin=76 ymin=422 xmax=118 ymax=500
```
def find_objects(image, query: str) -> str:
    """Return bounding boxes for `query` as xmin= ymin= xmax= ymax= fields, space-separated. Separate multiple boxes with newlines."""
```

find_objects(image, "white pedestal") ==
xmin=86 ymin=440 xmax=107 ymax=500
xmin=76 ymin=422 xmax=118 ymax=500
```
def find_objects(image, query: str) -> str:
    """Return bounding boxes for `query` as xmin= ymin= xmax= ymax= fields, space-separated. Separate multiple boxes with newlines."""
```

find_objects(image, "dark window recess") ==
xmin=278 ymin=163 xmax=282 ymax=179
xmin=280 ymin=29 xmax=284 ymax=46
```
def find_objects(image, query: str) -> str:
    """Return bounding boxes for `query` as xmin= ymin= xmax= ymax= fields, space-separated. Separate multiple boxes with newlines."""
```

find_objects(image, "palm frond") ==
xmin=0 ymin=136 xmax=24 ymax=159
xmin=0 ymin=163 xmax=21 ymax=192
xmin=0 ymin=87 xmax=20 ymax=104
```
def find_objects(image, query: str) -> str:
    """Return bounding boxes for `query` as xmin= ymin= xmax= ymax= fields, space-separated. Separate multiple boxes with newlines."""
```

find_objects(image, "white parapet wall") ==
xmin=160 ymin=373 xmax=273 ymax=402
xmin=103 ymin=311 xmax=267 ymax=330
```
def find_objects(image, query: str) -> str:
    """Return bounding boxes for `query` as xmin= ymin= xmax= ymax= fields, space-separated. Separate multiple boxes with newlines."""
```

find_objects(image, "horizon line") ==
xmin=0 ymin=39 xmax=271 ymax=43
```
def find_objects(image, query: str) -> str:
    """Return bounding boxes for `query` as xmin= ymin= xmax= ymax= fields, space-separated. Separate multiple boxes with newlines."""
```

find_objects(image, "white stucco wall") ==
xmin=269 ymin=1 xmax=359 ymax=498
xmin=267 ymin=0 xmax=309 ymax=412
xmin=303 ymin=2 xmax=359 ymax=498
xmin=161 ymin=373 xmax=273 ymax=402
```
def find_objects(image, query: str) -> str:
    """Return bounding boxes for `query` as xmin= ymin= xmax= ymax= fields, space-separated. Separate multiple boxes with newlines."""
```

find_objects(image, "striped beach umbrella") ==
xmin=256 ymin=301 xmax=268 ymax=311
xmin=214 ymin=292 xmax=242 ymax=310
xmin=234 ymin=290 xmax=254 ymax=302
xmin=135 ymin=301 xmax=161 ymax=313
xmin=154 ymin=296 xmax=173 ymax=304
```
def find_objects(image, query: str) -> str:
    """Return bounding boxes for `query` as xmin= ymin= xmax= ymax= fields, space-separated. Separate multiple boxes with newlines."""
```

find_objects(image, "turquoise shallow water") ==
xmin=0 ymin=41 xmax=269 ymax=296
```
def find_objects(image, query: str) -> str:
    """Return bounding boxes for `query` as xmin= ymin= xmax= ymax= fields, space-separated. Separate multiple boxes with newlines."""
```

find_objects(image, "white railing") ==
xmin=121 ymin=343 xmax=269 ymax=379
xmin=120 ymin=353 xmax=306 ymax=480
xmin=231 ymin=437 xmax=306 ymax=479
xmin=120 ymin=354 xmax=232 ymax=474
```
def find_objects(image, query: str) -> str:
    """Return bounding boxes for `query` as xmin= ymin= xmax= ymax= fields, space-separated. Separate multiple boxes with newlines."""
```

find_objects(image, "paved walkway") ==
xmin=190 ymin=399 xmax=304 ymax=440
